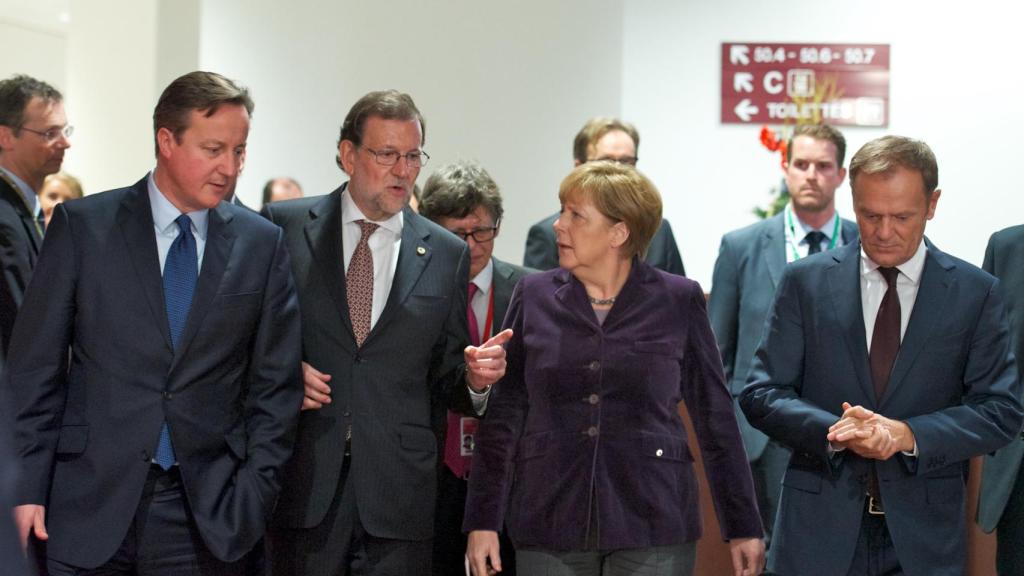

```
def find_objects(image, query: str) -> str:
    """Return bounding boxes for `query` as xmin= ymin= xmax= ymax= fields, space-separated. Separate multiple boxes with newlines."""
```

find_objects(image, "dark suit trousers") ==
xmin=997 ymin=461 xmax=1024 ymax=576
xmin=47 ymin=466 xmax=251 ymax=576
xmin=433 ymin=467 xmax=516 ymax=576
xmin=845 ymin=508 xmax=902 ymax=576
xmin=268 ymin=457 xmax=432 ymax=576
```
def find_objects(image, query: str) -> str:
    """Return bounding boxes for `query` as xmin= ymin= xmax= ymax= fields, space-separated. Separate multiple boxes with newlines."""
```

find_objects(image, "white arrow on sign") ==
xmin=733 ymin=72 xmax=754 ymax=93
xmin=730 ymin=45 xmax=749 ymax=65
xmin=734 ymin=99 xmax=758 ymax=122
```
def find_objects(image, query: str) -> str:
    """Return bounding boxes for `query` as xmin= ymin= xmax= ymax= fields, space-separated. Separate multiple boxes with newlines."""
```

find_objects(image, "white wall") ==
xmin=199 ymin=0 xmax=624 ymax=263
xmin=0 ymin=18 xmax=66 ymax=90
xmin=624 ymin=0 xmax=1024 ymax=286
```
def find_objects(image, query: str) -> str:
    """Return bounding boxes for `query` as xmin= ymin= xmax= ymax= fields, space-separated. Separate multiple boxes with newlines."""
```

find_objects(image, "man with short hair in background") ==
xmin=709 ymin=123 xmax=858 ymax=547
xmin=3 ymin=70 xmax=303 ymax=575
xmin=418 ymin=160 xmax=533 ymax=576
xmin=261 ymin=176 xmax=303 ymax=207
xmin=740 ymin=135 xmax=1023 ymax=575
xmin=522 ymin=117 xmax=685 ymax=276
xmin=0 ymin=74 xmax=71 ymax=362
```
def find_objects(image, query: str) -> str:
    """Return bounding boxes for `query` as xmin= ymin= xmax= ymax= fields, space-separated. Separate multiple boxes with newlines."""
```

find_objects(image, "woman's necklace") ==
xmin=588 ymin=295 xmax=616 ymax=306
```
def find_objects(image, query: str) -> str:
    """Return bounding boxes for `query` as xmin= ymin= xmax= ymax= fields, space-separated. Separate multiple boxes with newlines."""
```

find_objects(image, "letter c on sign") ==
xmin=764 ymin=71 xmax=784 ymax=95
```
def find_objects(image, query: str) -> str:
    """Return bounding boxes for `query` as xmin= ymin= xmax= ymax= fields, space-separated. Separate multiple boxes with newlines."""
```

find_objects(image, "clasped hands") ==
xmin=301 ymin=329 xmax=513 ymax=410
xmin=827 ymin=401 xmax=915 ymax=460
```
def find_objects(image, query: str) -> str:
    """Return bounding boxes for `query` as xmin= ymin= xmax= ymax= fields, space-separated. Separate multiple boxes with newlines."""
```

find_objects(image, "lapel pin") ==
xmin=416 ymin=246 xmax=427 ymax=256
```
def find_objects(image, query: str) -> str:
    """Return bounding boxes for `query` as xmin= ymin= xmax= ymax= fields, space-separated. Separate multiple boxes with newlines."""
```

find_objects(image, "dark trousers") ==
xmin=432 ymin=466 xmax=515 ymax=576
xmin=515 ymin=543 xmax=696 ymax=576
xmin=845 ymin=507 xmax=903 ymax=576
xmin=47 ymin=466 xmax=252 ymax=576
xmin=267 ymin=457 xmax=432 ymax=576
xmin=996 ymin=462 xmax=1024 ymax=576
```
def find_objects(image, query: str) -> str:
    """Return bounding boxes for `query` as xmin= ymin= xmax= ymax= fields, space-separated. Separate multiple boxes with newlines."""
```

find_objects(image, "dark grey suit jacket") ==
xmin=1 ymin=177 xmax=303 ymax=567
xmin=709 ymin=212 xmax=858 ymax=460
xmin=0 ymin=174 xmax=43 ymax=361
xmin=979 ymin=224 xmax=1024 ymax=533
xmin=523 ymin=212 xmax=685 ymax=276
xmin=264 ymin=185 xmax=474 ymax=541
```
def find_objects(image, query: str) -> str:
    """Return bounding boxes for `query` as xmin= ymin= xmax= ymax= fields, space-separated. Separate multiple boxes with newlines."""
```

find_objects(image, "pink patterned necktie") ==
xmin=347 ymin=220 xmax=378 ymax=347
xmin=444 ymin=282 xmax=481 ymax=479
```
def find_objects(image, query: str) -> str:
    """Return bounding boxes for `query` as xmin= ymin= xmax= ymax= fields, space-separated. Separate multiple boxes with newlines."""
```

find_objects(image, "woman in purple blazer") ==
xmin=464 ymin=162 xmax=764 ymax=575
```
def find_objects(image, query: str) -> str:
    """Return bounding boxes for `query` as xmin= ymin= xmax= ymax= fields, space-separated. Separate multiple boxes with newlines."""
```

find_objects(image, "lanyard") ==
xmin=786 ymin=207 xmax=840 ymax=262
xmin=482 ymin=287 xmax=494 ymax=342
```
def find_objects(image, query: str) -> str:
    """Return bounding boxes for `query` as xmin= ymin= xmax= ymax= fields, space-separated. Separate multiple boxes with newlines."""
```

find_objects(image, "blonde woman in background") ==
xmin=37 ymin=171 xmax=82 ymax=228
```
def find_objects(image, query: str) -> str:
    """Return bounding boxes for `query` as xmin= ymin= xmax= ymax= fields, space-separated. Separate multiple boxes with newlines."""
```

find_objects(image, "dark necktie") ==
xmin=444 ymin=282 xmax=481 ymax=479
xmin=36 ymin=209 xmax=46 ymax=235
xmin=156 ymin=214 xmax=198 ymax=470
xmin=347 ymin=220 xmax=378 ymax=347
xmin=805 ymin=230 xmax=827 ymax=255
xmin=869 ymin=267 xmax=901 ymax=400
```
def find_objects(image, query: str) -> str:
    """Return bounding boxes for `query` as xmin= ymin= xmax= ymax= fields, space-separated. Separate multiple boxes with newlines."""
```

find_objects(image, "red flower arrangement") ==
xmin=759 ymin=125 xmax=787 ymax=168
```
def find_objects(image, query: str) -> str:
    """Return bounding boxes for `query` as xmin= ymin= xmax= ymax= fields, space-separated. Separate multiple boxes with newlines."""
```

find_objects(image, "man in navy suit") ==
xmin=709 ymin=123 xmax=858 ymax=546
xmin=522 ymin=117 xmax=685 ymax=276
xmin=741 ymin=135 xmax=1023 ymax=576
xmin=977 ymin=224 xmax=1024 ymax=575
xmin=0 ymin=74 xmax=71 ymax=362
xmin=417 ymin=160 xmax=533 ymax=576
xmin=263 ymin=90 xmax=509 ymax=575
xmin=2 ymin=71 xmax=303 ymax=574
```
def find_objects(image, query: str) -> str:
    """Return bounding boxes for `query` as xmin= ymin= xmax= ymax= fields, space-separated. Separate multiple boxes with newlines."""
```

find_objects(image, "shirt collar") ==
xmin=787 ymin=203 xmax=839 ymax=240
xmin=471 ymin=258 xmax=494 ymax=294
xmin=859 ymin=239 xmax=927 ymax=285
xmin=341 ymin=184 xmax=403 ymax=237
xmin=147 ymin=170 xmax=209 ymax=240
xmin=0 ymin=167 xmax=39 ymax=214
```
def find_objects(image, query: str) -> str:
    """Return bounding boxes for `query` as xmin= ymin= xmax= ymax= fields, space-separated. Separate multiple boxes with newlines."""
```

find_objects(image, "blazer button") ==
xmin=354 ymin=354 xmax=363 ymax=364
xmin=586 ymin=426 xmax=599 ymax=437
xmin=587 ymin=394 xmax=600 ymax=405
xmin=163 ymin=391 xmax=172 ymax=400
xmin=588 ymin=361 xmax=600 ymax=371
xmin=655 ymin=449 xmax=664 ymax=457
xmin=141 ymin=450 xmax=149 ymax=461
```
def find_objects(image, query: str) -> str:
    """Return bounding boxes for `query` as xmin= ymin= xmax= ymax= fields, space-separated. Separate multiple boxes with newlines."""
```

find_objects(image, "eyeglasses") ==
xmin=591 ymin=156 xmax=638 ymax=167
xmin=18 ymin=124 xmax=74 ymax=143
xmin=361 ymin=146 xmax=430 ymax=168
xmin=451 ymin=225 xmax=499 ymax=243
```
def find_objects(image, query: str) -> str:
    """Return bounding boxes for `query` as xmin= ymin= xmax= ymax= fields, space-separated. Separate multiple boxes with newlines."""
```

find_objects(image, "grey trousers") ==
xmin=515 ymin=543 xmax=696 ymax=576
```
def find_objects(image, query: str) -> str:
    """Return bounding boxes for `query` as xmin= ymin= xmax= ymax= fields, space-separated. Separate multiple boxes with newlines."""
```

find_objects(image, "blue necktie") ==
xmin=155 ymin=214 xmax=198 ymax=470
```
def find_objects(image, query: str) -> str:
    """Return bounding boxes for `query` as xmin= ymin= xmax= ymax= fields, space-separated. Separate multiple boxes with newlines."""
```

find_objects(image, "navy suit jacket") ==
xmin=523 ymin=212 xmax=685 ymax=276
xmin=978 ymin=224 xmax=1024 ymax=533
xmin=709 ymin=212 xmax=858 ymax=460
xmin=264 ymin=186 xmax=473 ymax=541
xmin=464 ymin=261 xmax=762 ymax=550
xmin=0 ymin=177 xmax=304 ymax=568
xmin=740 ymin=240 xmax=1023 ymax=576
xmin=0 ymin=174 xmax=43 ymax=361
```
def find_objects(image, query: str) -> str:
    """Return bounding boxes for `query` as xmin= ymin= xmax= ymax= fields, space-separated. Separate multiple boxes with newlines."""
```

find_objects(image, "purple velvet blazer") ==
xmin=463 ymin=260 xmax=763 ymax=551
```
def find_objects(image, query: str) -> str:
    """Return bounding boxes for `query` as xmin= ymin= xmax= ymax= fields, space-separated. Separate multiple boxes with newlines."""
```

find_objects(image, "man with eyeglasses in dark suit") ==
xmin=0 ymin=74 xmax=71 ymax=363
xmin=522 ymin=117 xmax=685 ymax=276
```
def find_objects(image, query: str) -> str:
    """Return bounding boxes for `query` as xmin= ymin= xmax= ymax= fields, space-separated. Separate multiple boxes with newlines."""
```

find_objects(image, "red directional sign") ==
xmin=721 ymin=42 xmax=890 ymax=127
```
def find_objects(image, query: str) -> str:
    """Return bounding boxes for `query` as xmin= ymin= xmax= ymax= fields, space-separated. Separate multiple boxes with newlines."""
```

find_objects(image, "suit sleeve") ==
xmin=657 ymin=220 xmax=686 ymax=277
xmin=432 ymin=243 xmax=474 ymax=415
xmin=903 ymin=279 xmax=1023 ymax=473
xmin=983 ymin=232 xmax=997 ymax=275
xmin=463 ymin=279 xmax=528 ymax=532
xmin=708 ymin=236 xmax=739 ymax=385
xmin=1 ymin=203 xmax=76 ymax=504
xmin=680 ymin=281 xmax=763 ymax=540
xmin=523 ymin=221 xmax=558 ymax=271
xmin=739 ymin=267 xmax=843 ymax=463
xmin=239 ymin=227 xmax=304 ymax=514
xmin=0 ymin=212 xmax=34 ymax=359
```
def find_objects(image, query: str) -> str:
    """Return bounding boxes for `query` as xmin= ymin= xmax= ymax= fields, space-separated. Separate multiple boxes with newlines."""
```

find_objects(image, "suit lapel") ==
xmin=0 ymin=174 xmax=43 ymax=251
xmin=881 ymin=244 xmax=954 ymax=406
xmin=370 ymin=208 xmax=431 ymax=340
xmin=169 ymin=202 xmax=236 ymax=371
xmin=553 ymin=268 xmax=601 ymax=330
xmin=827 ymin=243 xmax=875 ymax=402
xmin=117 ymin=178 xmax=173 ymax=353
xmin=762 ymin=214 xmax=787 ymax=288
xmin=303 ymin=188 xmax=356 ymax=345
xmin=491 ymin=259 xmax=516 ymax=328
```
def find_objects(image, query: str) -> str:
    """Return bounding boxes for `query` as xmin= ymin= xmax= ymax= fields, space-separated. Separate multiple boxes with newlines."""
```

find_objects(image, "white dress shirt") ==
xmin=784 ymin=204 xmax=844 ymax=263
xmin=860 ymin=240 xmax=927 ymax=348
xmin=340 ymin=189 xmax=402 ymax=331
